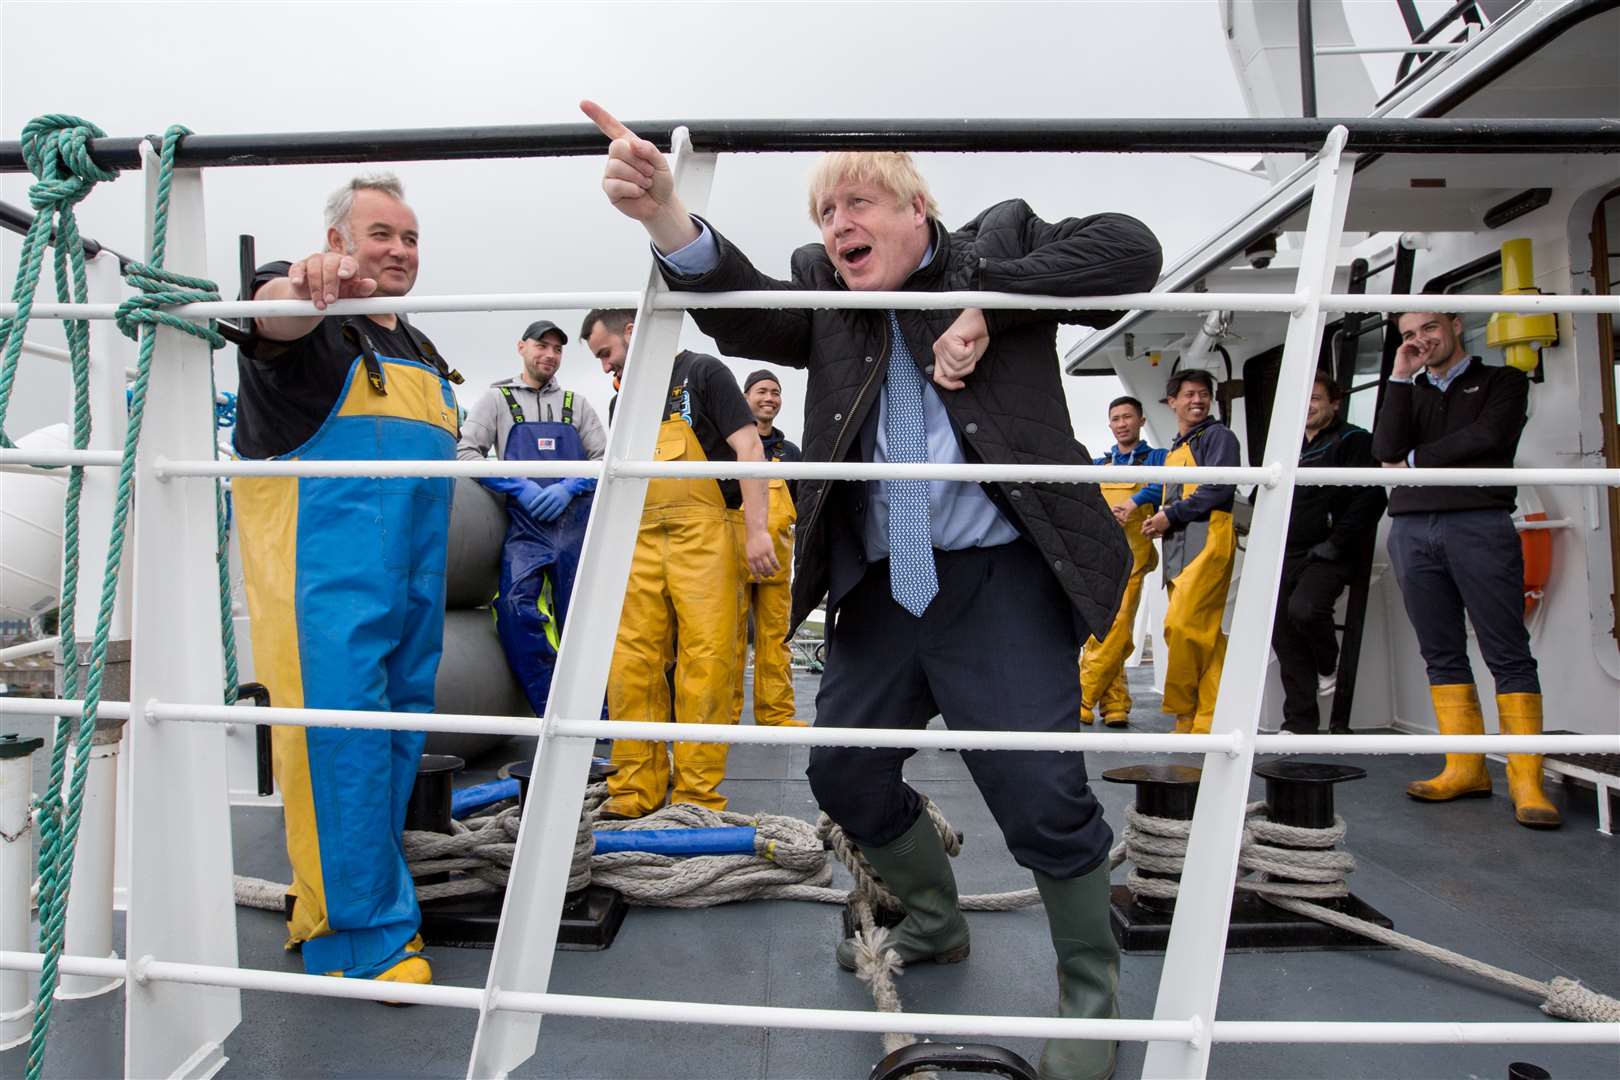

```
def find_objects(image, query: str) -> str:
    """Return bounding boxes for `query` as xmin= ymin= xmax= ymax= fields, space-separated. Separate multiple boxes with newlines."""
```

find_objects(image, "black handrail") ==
xmin=1395 ymin=0 xmax=1484 ymax=82
xmin=1 ymin=198 xmax=109 ymax=260
xmin=2 ymin=118 xmax=1616 ymax=174
xmin=1298 ymin=0 xmax=1318 ymax=120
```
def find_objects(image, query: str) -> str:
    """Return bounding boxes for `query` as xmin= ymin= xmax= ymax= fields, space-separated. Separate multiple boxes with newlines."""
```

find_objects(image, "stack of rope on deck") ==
xmin=233 ymin=781 xmax=1619 ymax=1035
xmin=1112 ymin=800 xmax=1620 ymax=1025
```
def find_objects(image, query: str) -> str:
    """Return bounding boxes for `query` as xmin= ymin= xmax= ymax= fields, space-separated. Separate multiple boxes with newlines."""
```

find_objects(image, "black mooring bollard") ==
xmin=1254 ymin=759 xmax=1366 ymax=830
xmin=1102 ymin=764 xmax=1202 ymax=914
xmin=506 ymin=756 xmax=616 ymax=809
xmin=407 ymin=755 xmax=464 ymax=886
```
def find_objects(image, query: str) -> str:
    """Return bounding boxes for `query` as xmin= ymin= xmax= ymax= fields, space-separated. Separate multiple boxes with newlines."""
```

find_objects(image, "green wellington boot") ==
xmin=1033 ymin=863 xmax=1120 ymax=1080
xmin=836 ymin=812 xmax=970 ymax=972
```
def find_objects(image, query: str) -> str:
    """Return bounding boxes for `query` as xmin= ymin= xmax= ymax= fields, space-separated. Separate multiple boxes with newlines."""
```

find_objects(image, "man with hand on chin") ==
xmin=584 ymin=100 xmax=1161 ymax=1080
xmin=1374 ymin=310 xmax=1555 ymax=829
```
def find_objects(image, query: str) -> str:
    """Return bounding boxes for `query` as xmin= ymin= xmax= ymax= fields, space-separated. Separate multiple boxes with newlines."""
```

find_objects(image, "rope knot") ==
xmin=115 ymin=262 xmax=227 ymax=349
xmin=19 ymin=115 xmax=117 ymax=213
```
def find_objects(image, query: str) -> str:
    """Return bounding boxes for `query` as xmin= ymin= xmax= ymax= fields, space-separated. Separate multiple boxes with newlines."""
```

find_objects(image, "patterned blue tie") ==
xmin=883 ymin=311 xmax=938 ymax=616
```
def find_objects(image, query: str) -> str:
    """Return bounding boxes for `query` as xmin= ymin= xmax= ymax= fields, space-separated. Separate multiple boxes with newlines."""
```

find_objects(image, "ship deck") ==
xmin=6 ymin=665 xmax=1618 ymax=1079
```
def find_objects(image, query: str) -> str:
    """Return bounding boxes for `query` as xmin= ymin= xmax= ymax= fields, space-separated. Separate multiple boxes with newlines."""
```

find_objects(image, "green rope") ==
xmin=8 ymin=120 xmax=231 ymax=1080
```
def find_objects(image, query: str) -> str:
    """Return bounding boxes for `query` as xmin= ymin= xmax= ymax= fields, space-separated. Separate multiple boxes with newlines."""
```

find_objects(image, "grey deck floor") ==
xmin=6 ymin=665 xmax=1618 ymax=1079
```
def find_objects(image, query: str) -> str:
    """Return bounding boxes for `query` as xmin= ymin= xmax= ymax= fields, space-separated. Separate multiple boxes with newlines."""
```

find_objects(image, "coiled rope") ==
xmin=1 ymin=116 xmax=235 ymax=1079
xmin=232 ymin=783 xmax=1618 ymax=1067
xmin=1112 ymin=801 xmax=1620 ymax=1024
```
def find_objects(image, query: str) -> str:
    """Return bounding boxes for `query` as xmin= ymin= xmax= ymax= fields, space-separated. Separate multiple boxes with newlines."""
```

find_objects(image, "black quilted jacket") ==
xmin=659 ymin=200 xmax=1164 ymax=639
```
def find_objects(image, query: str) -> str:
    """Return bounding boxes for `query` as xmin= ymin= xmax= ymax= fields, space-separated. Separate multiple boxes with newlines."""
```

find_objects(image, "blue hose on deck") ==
xmin=451 ymin=779 xmax=520 ymax=819
xmin=592 ymin=827 xmax=757 ymax=856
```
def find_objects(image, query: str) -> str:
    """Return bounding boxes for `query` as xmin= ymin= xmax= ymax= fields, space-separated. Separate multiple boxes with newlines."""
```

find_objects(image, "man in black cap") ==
xmin=457 ymin=319 xmax=607 ymax=715
xmin=734 ymin=369 xmax=806 ymax=728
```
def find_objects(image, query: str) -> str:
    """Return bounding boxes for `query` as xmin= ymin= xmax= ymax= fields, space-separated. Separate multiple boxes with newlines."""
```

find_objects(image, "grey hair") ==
xmin=324 ymin=173 xmax=406 ymax=246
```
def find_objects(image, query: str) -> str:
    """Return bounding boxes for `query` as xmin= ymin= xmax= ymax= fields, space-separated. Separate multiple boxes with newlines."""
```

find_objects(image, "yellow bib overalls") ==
xmin=1078 ymin=478 xmax=1159 ymax=725
xmin=603 ymin=413 xmax=747 ymax=817
xmin=1159 ymin=439 xmax=1236 ymax=734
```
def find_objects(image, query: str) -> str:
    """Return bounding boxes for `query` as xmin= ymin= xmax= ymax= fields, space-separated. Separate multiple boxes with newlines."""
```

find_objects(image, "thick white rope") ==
xmin=232 ymin=790 xmax=1619 ymax=1031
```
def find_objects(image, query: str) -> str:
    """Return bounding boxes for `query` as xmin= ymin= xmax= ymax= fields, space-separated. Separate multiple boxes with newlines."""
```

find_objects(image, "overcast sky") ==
xmin=3 ymin=1 xmax=1427 ymax=454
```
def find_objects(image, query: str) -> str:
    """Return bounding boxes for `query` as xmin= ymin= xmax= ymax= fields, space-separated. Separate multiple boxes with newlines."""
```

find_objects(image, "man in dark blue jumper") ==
xmin=1373 ymin=310 xmax=1557 ymax=828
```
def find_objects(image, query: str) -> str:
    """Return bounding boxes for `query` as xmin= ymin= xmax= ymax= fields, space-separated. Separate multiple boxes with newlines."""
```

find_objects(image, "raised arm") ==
xmin=583 ymin=101 xmax=812 ymax=366
xmin=965 ymin=201 xmax=1163 ymax=332
xmin=253 ymin=254 xmax=379 ymax=343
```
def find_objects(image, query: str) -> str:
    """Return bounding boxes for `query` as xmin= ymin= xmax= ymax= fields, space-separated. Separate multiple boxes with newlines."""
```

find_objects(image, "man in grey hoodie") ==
xmin=457 ymin=320 xmax=607 ymax=714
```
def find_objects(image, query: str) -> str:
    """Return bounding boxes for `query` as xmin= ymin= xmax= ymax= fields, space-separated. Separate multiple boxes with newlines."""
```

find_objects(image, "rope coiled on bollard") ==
xmin=1110 ymin=801 xmax=1620 ymax=1024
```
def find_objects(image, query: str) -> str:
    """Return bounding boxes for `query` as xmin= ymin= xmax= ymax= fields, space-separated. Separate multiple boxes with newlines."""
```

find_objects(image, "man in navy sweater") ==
xmin=1373 ymin=310 xmax=1557 ymax=828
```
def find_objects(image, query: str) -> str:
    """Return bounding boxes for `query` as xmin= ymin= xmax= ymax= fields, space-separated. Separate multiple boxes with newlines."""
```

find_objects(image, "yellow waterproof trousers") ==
xmin=604 ymin=418 xmax=744 ymax=817
xmin=1079 ymin=485 xmax=1158 ymax=725
xmin=1161 ymin=444 xmax=1236 ymax=734
xmin=733 ymin=477 xmax=802 ymax=727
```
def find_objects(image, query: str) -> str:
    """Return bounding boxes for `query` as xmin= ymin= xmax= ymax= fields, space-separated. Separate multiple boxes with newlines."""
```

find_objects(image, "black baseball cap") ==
xmin=521 ymin=319 xmax=568 ymax=345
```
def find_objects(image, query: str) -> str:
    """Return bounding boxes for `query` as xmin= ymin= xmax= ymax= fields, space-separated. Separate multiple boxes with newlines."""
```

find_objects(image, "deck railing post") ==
xmin=57 ymin=248 xmax=134 ymax=1001
xmin=122 ymin=145 xmax=242 ymax=1079
xmin=467 ymin=127 xmax=717 ymax=1079
xmin=1142 ymin=125 xmax=1357 ymax=1080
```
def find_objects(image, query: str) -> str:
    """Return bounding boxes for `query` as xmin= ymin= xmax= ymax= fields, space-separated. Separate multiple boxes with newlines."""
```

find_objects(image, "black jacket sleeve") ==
xmin=1413 ymin=368 xmax=1529 ymax=468
xmin=1371 ymin=381 xmax=1417 ymax=463
xmin=654 ymin=218 xmax=813 ymax=368
xmin=965 ymin=201 xmax=1163 ymax=333
xmin=1164 ymin=424 xmax=1241 ymax=526
xmin=1330 ymin=428 xmax=1387 ymax=550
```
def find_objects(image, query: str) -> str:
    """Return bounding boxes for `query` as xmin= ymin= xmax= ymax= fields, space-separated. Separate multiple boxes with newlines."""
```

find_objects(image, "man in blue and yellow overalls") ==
xmin=234 ymin=174 xmax=460 ymax=988
xmin=457 ymin=320 xmax=607 ymax=716
xmin=1141 ymin=369 xmax=1241 ymax=735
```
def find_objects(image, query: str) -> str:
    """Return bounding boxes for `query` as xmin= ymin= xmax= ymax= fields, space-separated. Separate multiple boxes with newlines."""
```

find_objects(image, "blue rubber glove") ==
xmin=563 ymin=476 xmax=597 ymax=496
xmin=523 ymin=481 xmax=573 ymax=522
xmin=477 ymin=475 xmax=531 ymax=499
xmin=514 ymin=479 xmax=549 ymax=517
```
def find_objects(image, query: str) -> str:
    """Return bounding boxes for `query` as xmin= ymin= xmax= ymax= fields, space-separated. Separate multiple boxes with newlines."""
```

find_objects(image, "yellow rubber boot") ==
xmin=1077 ymin=654 xmax=1096 ymax=725
xmin=1497 ymin=692 xmax=1561 ymax=829
xmin=1100 ymin=669 xmax=1131 ymax=729
xmin=1406 ymin=684 xmax=1492 ymax=802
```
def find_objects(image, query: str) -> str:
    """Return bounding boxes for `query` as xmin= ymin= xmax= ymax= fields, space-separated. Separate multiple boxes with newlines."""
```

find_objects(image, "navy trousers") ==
xmin=806 ymin=539 xmax=1113 ymax=879
xmin=1386 ymin=510 xmax=1538 ymax=694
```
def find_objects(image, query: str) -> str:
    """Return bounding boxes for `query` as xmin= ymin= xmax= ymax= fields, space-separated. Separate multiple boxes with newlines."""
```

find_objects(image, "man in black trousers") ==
xmin=584 ymin=101 xmax=1162 ymax=1080
xmin=1373 ymin=310 xmax=1557 ymax=828
xmin=1272 ymin=372 xmax=1385 ymax=734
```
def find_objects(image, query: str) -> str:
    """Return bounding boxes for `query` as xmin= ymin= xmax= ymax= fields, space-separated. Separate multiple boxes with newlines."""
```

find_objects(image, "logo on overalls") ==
xmin=537 ymin=437 xmax=557 ymax=451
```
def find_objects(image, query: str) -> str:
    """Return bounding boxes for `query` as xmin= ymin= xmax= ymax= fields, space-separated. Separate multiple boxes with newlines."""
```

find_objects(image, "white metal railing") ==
xmin=6 ymin=285 xmax=1613 ymax=322
xmin=3 ymin=451 xmax=1617 ymax=493
xmin=1315 ymin=43 xmax=1464 ymax=55
xmin=0 ymin=948 xmax=1610 ymax=1046
xmin=1 ymin=122 xmax=1617 ymax=1080
xmin=8 ymin=696 xmax=1617 ymax=759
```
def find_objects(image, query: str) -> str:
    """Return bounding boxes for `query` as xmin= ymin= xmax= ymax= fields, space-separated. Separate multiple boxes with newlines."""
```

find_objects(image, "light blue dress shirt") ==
xmin=657 ymin=219 xmax=1018 ymax=561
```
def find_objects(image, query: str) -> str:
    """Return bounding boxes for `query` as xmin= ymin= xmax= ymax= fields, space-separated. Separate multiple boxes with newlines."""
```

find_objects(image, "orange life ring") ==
xmin=1520 ymin=511 xmax=1552 ymax=618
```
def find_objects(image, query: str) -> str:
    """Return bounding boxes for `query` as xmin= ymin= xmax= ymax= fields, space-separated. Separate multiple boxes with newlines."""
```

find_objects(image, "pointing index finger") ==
xmin=581 ymin=100 xmax=632 ymax=141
